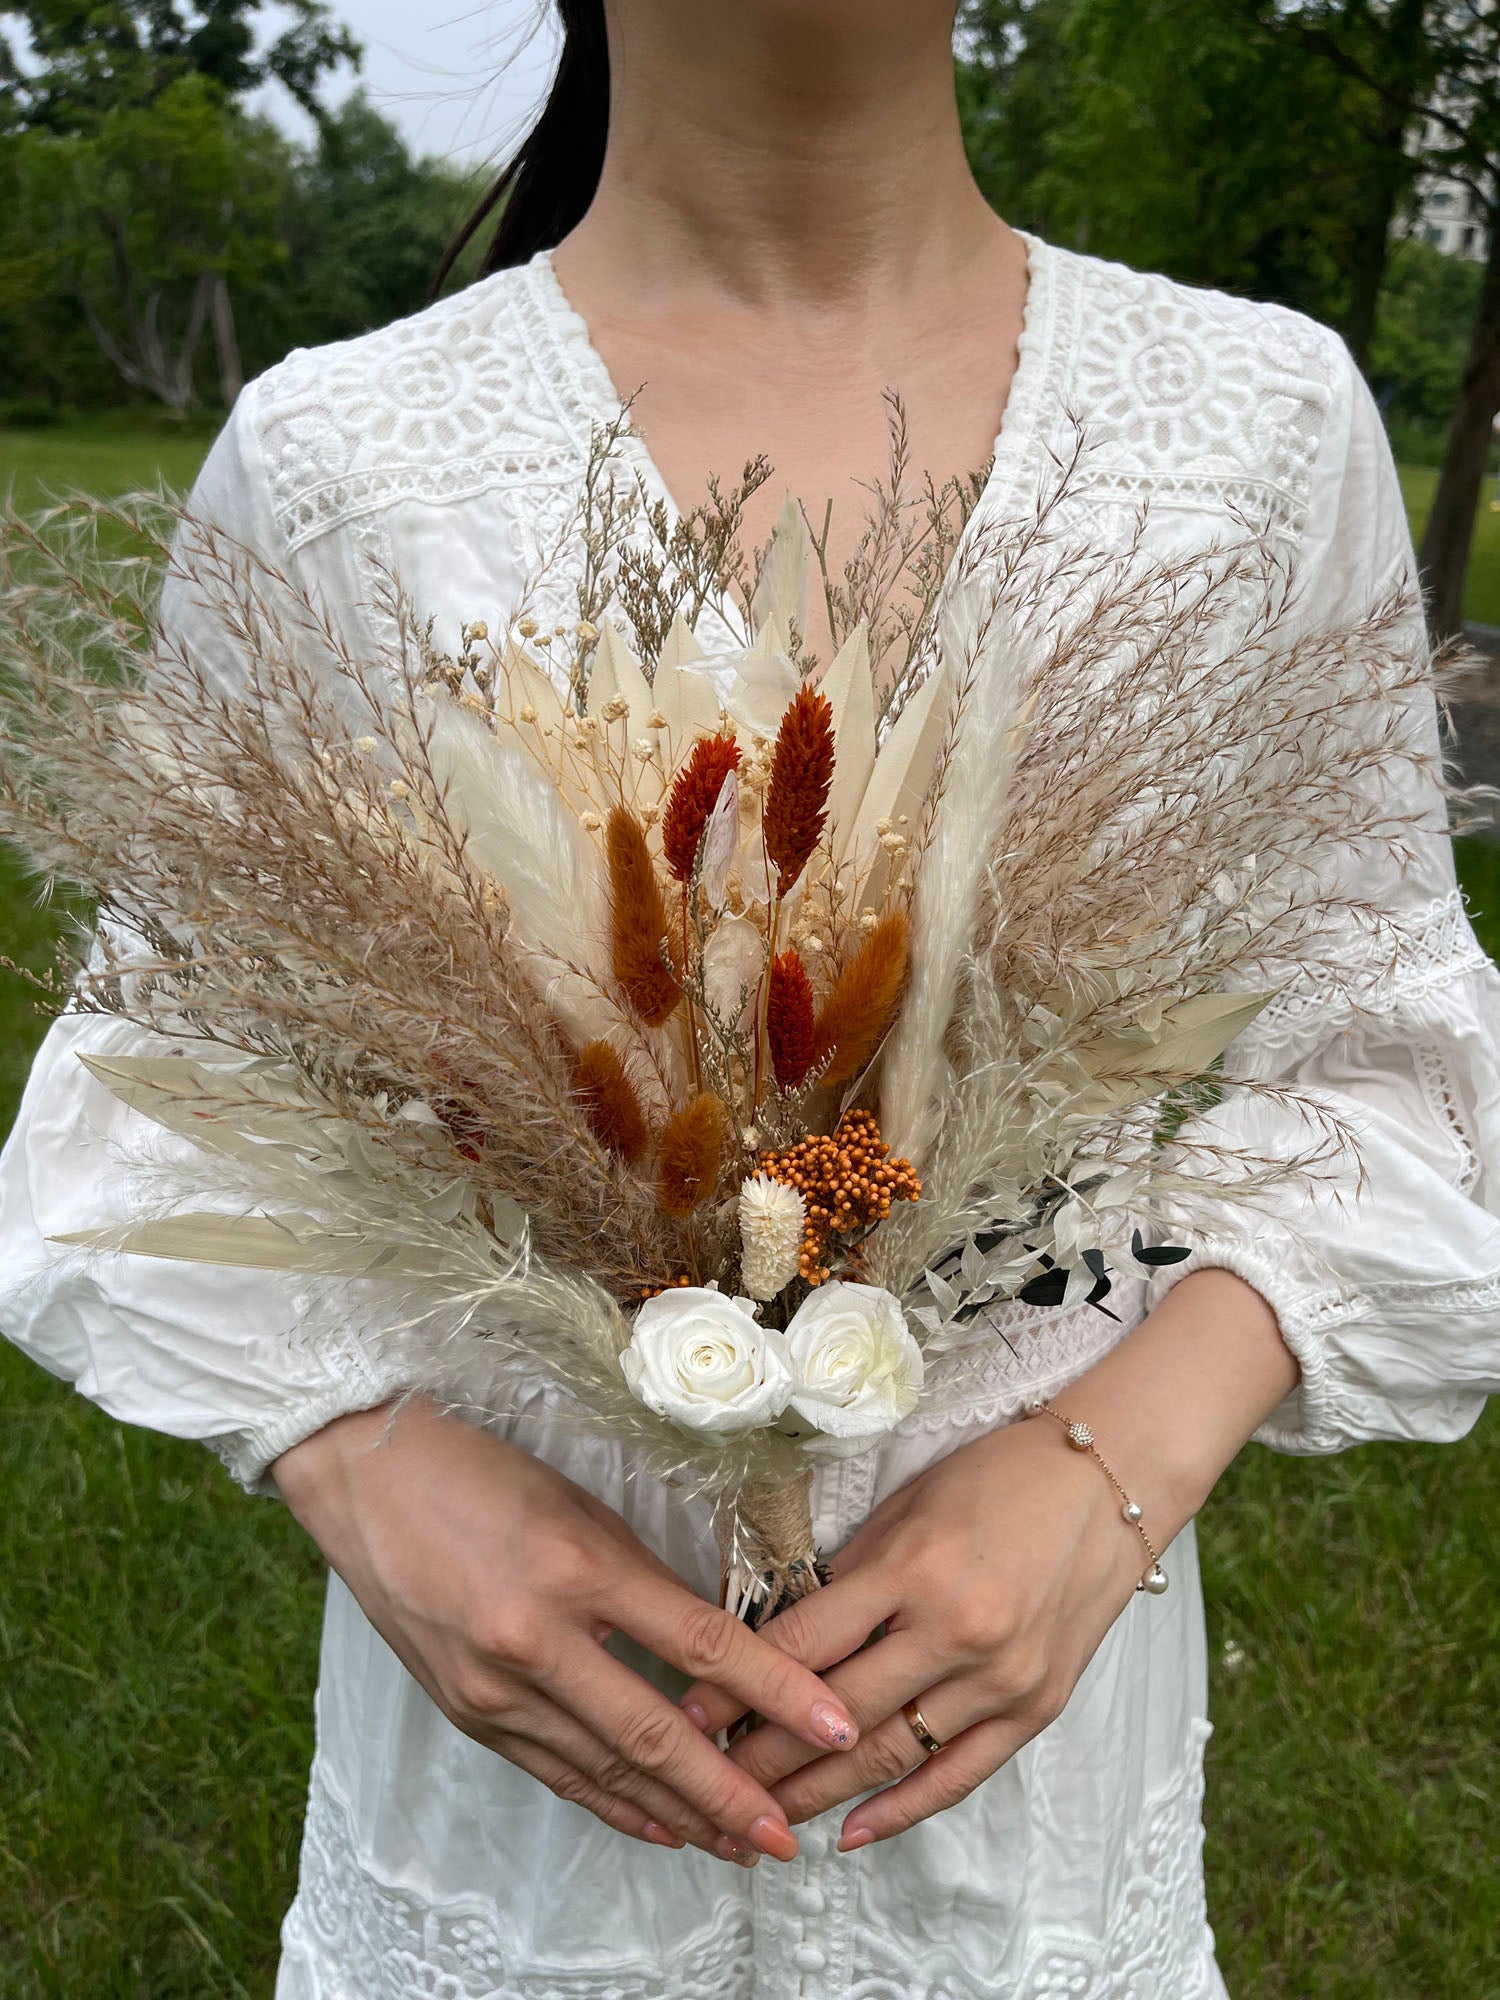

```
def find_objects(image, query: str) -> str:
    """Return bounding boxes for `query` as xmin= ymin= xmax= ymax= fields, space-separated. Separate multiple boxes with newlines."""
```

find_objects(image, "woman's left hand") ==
xmin=678 ymin=1268 xmax=1298 ymax=1852
xmin=679 ymin=1412 xmax=1156 ymax=1851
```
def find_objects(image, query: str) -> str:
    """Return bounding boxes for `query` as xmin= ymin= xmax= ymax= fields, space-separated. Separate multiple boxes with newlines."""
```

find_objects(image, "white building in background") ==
xmin=1416 ymin=173 xmax=1486 ymax=258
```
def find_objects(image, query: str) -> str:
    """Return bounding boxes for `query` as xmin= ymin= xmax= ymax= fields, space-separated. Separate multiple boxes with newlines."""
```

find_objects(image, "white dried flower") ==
xmin=783 ymin=1282 xmax=924 ymax=1452
xmin=518 ymin=704 xmax=538 ymax=725
xmin=621 ymin=1287 xmax=792 ymax=1440
xmin=738 ymin=1174 xmax=805 ymax=1302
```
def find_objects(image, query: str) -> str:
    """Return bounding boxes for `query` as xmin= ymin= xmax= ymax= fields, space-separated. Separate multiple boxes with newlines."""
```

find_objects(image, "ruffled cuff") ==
xmin=1144 ymin=1231 xmax=1500 ymax=1456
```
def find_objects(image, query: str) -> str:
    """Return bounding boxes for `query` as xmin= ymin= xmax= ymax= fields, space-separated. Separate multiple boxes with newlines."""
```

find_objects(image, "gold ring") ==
xmin=903 ymin=1698 xmax=943 ymax=1757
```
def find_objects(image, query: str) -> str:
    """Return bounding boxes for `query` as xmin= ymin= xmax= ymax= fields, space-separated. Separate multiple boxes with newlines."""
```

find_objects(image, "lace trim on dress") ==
xmin=278 ymin=1730 xmax=1222 ymax=2000
xmin=1243 ymin=888 xmax=1491 ymax=1060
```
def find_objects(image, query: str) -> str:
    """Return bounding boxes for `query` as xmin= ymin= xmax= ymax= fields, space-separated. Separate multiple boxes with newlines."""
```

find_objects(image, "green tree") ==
xmin=1 ymin=1 xmax=358 ymax=131
xmin=0 ymin=0 xmax=357 ymax=409
xmin=12 ymin=76 xmax=291 ymax=411
xmin=958 ymin=0 xmax=1366 ymax=324
xmin=1216 ymin=2 xmax=1500 ymax=632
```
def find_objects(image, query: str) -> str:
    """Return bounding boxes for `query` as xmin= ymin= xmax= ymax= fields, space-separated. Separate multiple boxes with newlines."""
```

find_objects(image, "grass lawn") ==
xmin=1 ymin=422 xmax=1498 ymax=1995
xmin=1399 ymin=464 xmax=1500 ymax=626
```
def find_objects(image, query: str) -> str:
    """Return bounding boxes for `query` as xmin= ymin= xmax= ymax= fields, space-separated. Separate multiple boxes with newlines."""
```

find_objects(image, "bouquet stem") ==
xmin=718 ymin=1467 xmax=827 ymax=1630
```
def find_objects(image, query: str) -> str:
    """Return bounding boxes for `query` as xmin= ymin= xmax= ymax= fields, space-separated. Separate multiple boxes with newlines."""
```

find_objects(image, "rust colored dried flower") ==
xmin=764 ymin=686 xmax=835 ymax=897
xmin=767 ymin=949 xmax=817 ymax=1093
xmin=572 ymin=1041 xmax=650 ymax=1164
xmin=662 ymin=734 xmax=742 ymax=883
xmin=607 ymin=806 xmax=680 ymax=1027
xmin=657 ymin=1092 xmax=728 ymax=1216
xmin=758 ymin=1108 xmax=921 ymax=1284
xmin=812 ymin=909 xmax=910 ymax=1085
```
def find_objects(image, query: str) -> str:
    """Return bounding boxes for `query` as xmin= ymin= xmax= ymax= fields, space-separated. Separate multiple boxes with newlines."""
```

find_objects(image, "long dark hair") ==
xmin=433 ymin=0 xmax=611 ymax=295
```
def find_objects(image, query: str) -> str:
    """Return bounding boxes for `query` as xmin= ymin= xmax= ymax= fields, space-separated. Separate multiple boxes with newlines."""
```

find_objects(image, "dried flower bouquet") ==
xmin=0 ymin=426 xmax=1458 ymax=1621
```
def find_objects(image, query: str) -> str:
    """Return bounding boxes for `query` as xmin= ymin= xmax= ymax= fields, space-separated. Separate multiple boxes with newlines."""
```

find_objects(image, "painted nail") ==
xmin=811 ymin=1699 xmax=858 ymax=1748
xmin=749 ymin=1815 xmax=799 ymax=1862
xmin=682 ymin=1700 xmax=711 ymax=1732
xmin=713 ymin=1834 xmax=759 ymax=1867
xmin=838 ymin=1825 xmax=874 ymax=1853
xmin=643 ymin=1820 xmax=683 ymax=1849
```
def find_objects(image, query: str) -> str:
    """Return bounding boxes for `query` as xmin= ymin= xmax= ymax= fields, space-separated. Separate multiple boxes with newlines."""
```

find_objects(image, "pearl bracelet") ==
xmin=1031 ymin=1403 xmax=1169 ymax=1595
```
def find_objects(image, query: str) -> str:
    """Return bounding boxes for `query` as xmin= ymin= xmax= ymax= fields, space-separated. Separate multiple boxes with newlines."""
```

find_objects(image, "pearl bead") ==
xmin=1123 ymin=1500 xmax=1144 ymax=1525
xmin=1142 ymin=1565 xmax=1170 ymax=1595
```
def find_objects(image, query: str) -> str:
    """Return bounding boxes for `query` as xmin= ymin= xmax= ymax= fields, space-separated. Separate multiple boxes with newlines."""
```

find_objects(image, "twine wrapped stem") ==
xmin=718 ymin=1468 xmax=827 ymax=1630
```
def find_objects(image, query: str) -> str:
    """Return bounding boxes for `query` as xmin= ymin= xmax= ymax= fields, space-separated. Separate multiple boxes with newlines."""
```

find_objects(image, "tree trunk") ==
xmin=1419 ymin=212 xmax=1500 ymax=641
xmin=1343 ymin=120 xmax=1409 ymax=367
xmin=1343 ymin=0 xmax=1433 ymax=367
xmin=210 ymin=271 xmax=244 ymax=408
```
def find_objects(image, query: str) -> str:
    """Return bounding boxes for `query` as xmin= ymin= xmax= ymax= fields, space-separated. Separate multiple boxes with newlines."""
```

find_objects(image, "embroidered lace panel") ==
xmin=277 ymin=1732 xmax=1221 ymax=2000
xmin=249 ymin=239 xmax=1345 ymax=574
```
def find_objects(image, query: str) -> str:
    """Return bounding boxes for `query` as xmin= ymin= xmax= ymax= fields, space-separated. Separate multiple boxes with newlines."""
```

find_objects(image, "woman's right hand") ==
xmin=273 ymin=1395 xmax=857 ymax=1865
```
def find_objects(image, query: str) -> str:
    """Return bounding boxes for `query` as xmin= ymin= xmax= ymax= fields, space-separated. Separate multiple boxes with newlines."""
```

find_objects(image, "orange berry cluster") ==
xmin=638 ymin=1274 xmax=695 ymax=1301
xmin=757 ymin=1108 xmax=922 ymax=1284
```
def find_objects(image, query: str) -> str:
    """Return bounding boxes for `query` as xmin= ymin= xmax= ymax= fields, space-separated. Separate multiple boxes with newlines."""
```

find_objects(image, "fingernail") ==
xmin=811 ymin=1699 xmax=857 ymax=1748
xmin=682 ymin=1700 xmax=710 ymax=1732
xmin=838 ymin=1824 xmax=874 ymax=1853
xmin=644 ymin=1820 xmax=683 ymax=1849
xmin=749 ymin=1814 xmax=799 ymax=1862
xmin=713 ymin=1834 xmax=759 ymax=1868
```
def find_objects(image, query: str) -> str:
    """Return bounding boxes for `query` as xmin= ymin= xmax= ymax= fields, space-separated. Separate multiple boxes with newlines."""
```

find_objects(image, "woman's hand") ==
xmin=683 ymin=1414 xmax=1143 ymax=1848
xmin=680 ymin=1268 xmax=1298 ymax=1851
xmin=274 ymin=1395 xmax=858 ymax=1866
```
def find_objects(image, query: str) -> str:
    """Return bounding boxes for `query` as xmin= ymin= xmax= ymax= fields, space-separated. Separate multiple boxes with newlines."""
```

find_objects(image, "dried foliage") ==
xmin=573 ymin=1041 xmax=651 ymax=1164
xmin=0 ymin=419 xmax=1477 ymax=1607
xmin=767 ymin=950 xmax=817 ymax=1093
xmin=657 ymin=1092 xmax=727 ymax=1217
xmin=764 ymin=687 xmax=835 ymax=895
xmin=813 ymin=909 xmax=911 ymax=1086
xmin=606 ymin=807 xmax=680 ymax=1028
xmin=662 ymin=734 xmax=741 ymax=883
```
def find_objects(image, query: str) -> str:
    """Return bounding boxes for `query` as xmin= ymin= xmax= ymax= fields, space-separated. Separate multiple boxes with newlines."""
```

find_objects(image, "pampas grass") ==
xmin=606 ymin=806 xmax=681 ymax=1029
xmin=573 ymin=1041 xmax=651 ymax=1164
xmin=657 ymin=1093 xmax=727 ymax=1216
xmin=813 ymin=909 xmax=911 ymax=1086
xmin=0 ymin=422 xmax=1476 ymax=1594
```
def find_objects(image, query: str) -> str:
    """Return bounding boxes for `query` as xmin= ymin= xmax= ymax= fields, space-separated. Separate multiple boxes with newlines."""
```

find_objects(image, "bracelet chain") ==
xmin=1031 ymin=1403 xmax=1170 ymax=1596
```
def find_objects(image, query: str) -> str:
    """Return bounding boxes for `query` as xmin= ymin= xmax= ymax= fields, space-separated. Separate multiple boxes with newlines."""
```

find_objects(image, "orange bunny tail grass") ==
xmin=657 ymin=1092 xmax=728 ymax=1216
xmin=662 ymin=733 xmax=742 ymax=883
xmin=812 ymin=910 xmax=910 ymax=1086
xmin=607 ymin=806 xmax=681 ymax=1027
xmin=572 ymin=1041 xmax=651 ymax=1164
xmin=764 ymin=685 xmax=835 ymax=896
xmin=767 ymin=949 xmax=817 ymax=1093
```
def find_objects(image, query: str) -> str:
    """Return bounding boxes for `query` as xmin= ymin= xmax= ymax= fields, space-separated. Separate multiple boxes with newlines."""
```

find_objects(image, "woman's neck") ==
xmin=567 ymin=2 xmax=999 ymax=316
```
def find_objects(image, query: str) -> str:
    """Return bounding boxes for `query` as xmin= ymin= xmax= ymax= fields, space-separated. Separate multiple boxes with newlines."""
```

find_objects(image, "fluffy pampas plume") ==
xmin=739 ymin=1173 xmax=806 ymax=1301
xmin=878 ymin=586 xmax=1023 ymax=1165
xmin=764 ymin=686 xmax=835 ymax=896
xmin=812 ymin=910 xmax=910 ymax=1086
xmin=607 ymin=806 xmax=681 ymax=1027
xmin=662 ymin=734 xmax=742 ymax=883
xmin=573 ymin=1041 xmax=651 ymax=1164
xmin=658 ymin=1093 xmax=728 ymax=1215
xmin=767 ymin=949 xmax=817 ymax=1092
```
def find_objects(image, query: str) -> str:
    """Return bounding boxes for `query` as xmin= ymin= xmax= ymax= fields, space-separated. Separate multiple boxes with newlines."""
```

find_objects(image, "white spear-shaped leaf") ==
xmin=752 ymin=493 xmax=809 ymax=646
xmin=820 ymin=623 xmax=877 ymax=865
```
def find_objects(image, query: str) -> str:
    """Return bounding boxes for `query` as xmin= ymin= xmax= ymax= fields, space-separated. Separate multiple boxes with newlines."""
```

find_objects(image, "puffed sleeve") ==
xmin=0 ymin=389 xmax=417 ymax=1492
xmin=1145 ymin=334 xmax=1500 ymax=1452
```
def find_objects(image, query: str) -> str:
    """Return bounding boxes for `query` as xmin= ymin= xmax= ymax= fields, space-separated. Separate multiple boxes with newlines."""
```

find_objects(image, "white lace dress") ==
xmin=5 ymin=233 xmax=1500 ymax=2000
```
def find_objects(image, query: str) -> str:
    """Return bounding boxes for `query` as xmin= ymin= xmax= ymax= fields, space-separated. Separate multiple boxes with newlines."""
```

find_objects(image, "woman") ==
xmin=4 ymin=2 xmax=1499 ymax=1995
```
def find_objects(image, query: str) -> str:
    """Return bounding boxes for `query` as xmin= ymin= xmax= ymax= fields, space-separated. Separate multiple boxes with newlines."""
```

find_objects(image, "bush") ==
xmin=0 ymin=397 xmax=66 ymax=429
